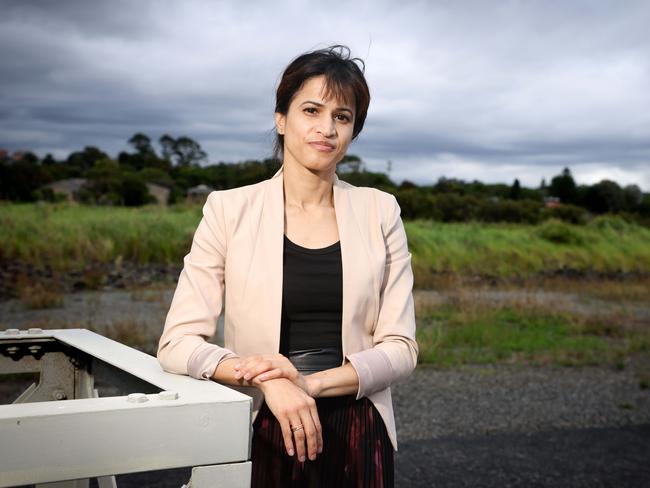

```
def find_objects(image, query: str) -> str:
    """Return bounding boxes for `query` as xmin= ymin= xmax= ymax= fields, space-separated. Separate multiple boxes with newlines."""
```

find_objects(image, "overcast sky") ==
xmin=1 ymin=0 xmax=649 ymax=190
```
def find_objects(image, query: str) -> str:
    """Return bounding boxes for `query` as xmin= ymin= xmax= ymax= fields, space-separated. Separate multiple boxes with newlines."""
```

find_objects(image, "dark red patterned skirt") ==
xmin=251 ymin=394 xmax=394 ymax=488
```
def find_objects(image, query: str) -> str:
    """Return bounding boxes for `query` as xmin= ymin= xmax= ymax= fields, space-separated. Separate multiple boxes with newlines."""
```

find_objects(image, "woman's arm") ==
xmin=157 ymin=191 xmax=240 ymax=380
xmin=344 ymin=193 xmax=418 ymax=399
xmin=303 ymin=362 xmax=359 ymax=397
xmin=229 ymin=354 xmax=359 ymax=397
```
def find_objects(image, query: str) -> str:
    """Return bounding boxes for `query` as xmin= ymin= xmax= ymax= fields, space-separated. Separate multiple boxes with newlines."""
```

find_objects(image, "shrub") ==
xmin=541 ymin=204 xmax=588 ymax=225
xmin=536 ymin=219 xmax=585 ymax=245
xmin=587 ymin=214 xmax=633 ymax=232
xmin=477 ymin=199 xmax=541 ymax=224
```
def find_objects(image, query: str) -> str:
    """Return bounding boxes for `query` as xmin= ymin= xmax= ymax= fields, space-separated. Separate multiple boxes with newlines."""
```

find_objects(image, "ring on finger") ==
xmin=291 ymin=424 xmax=304 ymax=433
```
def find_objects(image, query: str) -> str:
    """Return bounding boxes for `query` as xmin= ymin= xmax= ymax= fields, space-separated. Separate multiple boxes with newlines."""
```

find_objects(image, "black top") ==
xmin=279 ymin=234 xmax=343 ymax=373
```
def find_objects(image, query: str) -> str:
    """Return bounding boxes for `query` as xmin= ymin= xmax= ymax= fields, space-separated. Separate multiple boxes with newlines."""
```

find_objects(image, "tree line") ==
xmin=1 ymin=133 xmax=648 ymax=226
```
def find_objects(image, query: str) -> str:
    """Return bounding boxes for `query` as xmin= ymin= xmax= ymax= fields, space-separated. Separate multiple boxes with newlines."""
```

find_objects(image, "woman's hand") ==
xmin=257 ymin=377 xmax=323 ymax=462
xmin=233 ymin=354 xmax=309 ymax=392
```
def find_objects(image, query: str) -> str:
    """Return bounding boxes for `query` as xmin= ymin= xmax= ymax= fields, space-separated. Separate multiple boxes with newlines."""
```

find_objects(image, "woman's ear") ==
xmin=275 ymin=112 xmax=286 ymax=135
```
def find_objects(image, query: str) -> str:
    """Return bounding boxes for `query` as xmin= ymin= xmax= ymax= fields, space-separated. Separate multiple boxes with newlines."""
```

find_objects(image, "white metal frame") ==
xmin=0 ymin=328 xmax=252 ymax=488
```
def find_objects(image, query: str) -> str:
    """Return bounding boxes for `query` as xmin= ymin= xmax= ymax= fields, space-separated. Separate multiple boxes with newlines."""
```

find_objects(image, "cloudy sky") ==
xmin=1 ymin=0 xmax=649 ymax=190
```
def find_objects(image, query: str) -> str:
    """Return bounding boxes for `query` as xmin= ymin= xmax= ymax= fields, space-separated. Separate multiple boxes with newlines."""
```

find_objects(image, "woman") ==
xmin=157 ymin=45 xmax=417 ymax=487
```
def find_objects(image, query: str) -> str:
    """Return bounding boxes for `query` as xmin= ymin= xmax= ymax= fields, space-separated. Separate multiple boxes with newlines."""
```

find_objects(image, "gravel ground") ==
xmin=391 ymin=360 xmax=650 ymax=487
xmin=103 ymin=360 xmax=650 ymax=487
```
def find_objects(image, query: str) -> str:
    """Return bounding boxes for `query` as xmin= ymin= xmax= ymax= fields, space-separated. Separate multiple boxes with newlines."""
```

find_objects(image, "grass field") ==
xmin=405 ymin=217 xmax=650 ymax=286
xmin=2 ymin=202 xmax=649 ymax=280
xmin=414 ymin=277 xmax=650 ymax=369
xmin=2 ymin=203 xmax=648 ymax=371
xmin=0 ymin=202 xmax=201 ymax=269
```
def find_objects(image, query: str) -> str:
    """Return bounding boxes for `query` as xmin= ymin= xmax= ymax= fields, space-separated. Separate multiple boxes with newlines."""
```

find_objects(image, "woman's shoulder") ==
xmin=340 ymin=180 xmax=399 ymax=211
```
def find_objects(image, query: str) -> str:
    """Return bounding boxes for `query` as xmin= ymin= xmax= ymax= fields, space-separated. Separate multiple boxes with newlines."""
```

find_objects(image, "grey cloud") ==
xmin=1 ymin=0 xmax=649 ymax=189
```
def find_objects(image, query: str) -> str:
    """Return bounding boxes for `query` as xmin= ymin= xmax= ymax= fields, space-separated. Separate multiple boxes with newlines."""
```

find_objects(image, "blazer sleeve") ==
xmin=345 ymin=194 xmax=419 ymax=399
xmin=156 ymin=191 xmax=239 ymax=380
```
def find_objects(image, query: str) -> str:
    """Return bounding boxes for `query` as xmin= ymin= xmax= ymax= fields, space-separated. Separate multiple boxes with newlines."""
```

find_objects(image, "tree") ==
xmin=0 ymin=159 xmax=50 ymax=201
xmin=121 ymin=133 xmax=170 ymax=172
xmin=174 ymin=136 xmax=207 ymax=167
xmin=159 ymin=134 xmax=176 ymax=161
xmin=509 ymin=178 xmax=521 ymax=200
xmin=42 ymin=153 xmax=57 ymax=166
xmin=622 ymin=184 xmax=643 ymax=211
xmin=584 ymin=179 xmax=624 ymax=214
xmin=128 ymin=133 xmax=155 ymax=156
xmin=157 ymin=135 xmax=207 ymax=167
xmin=67 ymin=146 xmax=108 ymax=172
xmin=549 ymin=167 xmax=577 ymax=204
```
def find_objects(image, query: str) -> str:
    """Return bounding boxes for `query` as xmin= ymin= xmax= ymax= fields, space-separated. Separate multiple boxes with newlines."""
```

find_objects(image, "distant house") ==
xmin=145 ymin=183 xmax=170 ymax=205
xmin=187 ymin=184 xmax=214 ymax=204
xmin=42 ymin=178 xmax=87 ymax=202
xmin=544 ymin=196 xmax=561 ymax=208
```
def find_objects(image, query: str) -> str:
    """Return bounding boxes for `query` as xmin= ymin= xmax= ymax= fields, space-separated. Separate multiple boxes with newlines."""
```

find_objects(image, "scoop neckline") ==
xmin=283 ymin=234 xmax=341 ymax=254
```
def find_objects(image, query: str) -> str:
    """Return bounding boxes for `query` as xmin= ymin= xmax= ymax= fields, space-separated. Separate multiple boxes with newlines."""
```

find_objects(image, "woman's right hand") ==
xmin=257 ymin=377 xmax=323 ymax=462
xmin=233 ymin=354 xmax=309 ymax=393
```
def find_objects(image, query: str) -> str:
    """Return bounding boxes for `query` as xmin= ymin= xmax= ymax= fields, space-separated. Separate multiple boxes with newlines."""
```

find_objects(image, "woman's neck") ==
xmin=282 ymin=161 xmax=335 ymax=210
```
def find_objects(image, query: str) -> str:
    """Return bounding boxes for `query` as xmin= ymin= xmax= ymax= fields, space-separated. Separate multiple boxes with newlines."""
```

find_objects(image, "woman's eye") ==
xmin=336 ymin=114 xmax=351 ymax=122
xmin=304 ymin=107 xmax=317 ymax=114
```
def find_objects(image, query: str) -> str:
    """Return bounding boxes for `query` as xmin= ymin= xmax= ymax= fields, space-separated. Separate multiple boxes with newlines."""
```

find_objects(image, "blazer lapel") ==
xmin=332 ymin=173 xmax=379 ymax=358
xmin=243 ymin=167 xmax=284 ymax=353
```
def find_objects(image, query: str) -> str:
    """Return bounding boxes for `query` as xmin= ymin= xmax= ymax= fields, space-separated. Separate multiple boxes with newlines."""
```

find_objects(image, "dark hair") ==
xmin=273 ymin=44 xmax=370 ymax=161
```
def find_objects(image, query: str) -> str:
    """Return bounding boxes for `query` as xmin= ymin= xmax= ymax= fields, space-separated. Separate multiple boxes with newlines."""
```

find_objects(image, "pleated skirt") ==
xmin=251 ymin=394 xmax=394 ymax=488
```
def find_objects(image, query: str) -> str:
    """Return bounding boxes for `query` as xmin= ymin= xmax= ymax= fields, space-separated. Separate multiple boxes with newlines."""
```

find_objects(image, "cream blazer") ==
xmin=157 ymin=164 xmax=418 ymax=450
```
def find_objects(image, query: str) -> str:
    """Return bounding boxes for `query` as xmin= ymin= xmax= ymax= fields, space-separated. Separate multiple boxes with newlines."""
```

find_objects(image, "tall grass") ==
xmin=406 ymin=217 xmax=650 ymax=285
xmin=0 ymin=203 xmax=201 ymax=270
xmin=2 ymin=204 xmax=650 ymax=279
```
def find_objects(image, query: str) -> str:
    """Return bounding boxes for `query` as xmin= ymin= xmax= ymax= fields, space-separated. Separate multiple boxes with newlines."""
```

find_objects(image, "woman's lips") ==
xmin=309 ymin=142 xmax=336 ymax=152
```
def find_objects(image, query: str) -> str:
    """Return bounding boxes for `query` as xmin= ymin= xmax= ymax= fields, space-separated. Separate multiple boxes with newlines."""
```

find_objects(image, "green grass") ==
xmin=0 ymin=202 xmax=201 ymax=270
xmin=2 ymin=204 xmax=650 ymax=281
xmin=416 ymin=302 xmax=650 ymax=368
xmin=405 ymin=217 xmax=650 ymax=285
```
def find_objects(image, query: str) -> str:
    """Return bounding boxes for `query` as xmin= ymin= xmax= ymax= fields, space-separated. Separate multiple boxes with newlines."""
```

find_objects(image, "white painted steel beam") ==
xmin=0 ymin=328 xmax=252 ymax=487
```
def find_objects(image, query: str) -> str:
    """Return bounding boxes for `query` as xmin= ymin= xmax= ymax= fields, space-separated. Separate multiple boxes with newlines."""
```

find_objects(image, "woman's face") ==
xmin=275 ymin=75 xmax=355 ymax=175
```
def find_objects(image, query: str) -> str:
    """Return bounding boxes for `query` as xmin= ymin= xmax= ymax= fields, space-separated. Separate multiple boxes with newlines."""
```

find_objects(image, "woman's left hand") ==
xmin=233 ymin=354 xmax=309 ymax=392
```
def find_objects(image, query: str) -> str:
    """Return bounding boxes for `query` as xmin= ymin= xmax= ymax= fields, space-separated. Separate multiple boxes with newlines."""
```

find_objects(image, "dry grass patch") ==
xmin=17 ymin=283 xmax=63 ymax=310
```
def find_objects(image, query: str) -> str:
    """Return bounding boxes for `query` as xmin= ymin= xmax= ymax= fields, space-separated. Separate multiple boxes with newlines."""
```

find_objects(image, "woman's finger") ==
xmin=242 ymin=360 xmax=275 ymax=380
xmin=298 ymin=404 xmax=319 ymax=461
xmin=253 ymin=368 xmax=283 ymax=382
xmin=277 ymin=416 xmax=296 ymax=458
xmin=309 ymin=401 xmax=323 ymax=454
xmin=289 ymin=414 xmax=307 ymax=462
xmin=235 ymin=359 xmax=270 ymax=380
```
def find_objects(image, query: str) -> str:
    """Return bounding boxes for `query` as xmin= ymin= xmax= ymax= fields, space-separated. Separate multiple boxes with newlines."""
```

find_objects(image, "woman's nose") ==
xmin=317 ymin=116 xmax=336 ymax=137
